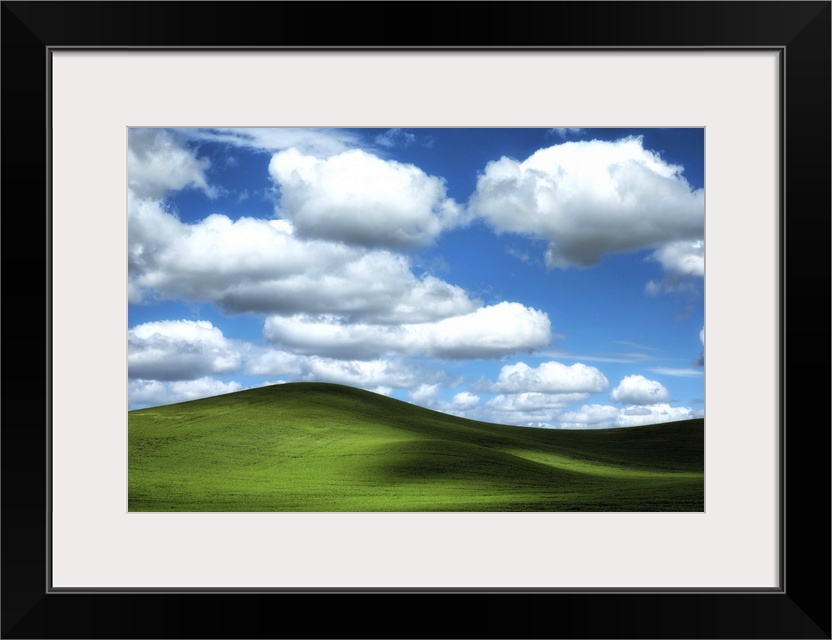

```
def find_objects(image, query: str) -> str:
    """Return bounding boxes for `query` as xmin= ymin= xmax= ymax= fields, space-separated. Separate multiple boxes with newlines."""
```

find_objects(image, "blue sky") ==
xmin=127 ymin=127 xmax=704 ymax=428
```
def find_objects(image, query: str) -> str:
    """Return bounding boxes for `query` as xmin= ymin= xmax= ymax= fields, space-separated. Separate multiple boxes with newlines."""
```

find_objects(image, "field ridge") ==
xmin=129 ymin=382 xmax=704 ymax=512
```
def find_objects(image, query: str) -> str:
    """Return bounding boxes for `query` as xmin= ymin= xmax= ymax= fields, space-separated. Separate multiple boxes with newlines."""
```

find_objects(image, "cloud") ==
xmin=558 ymin=403 xmax=696 ymax=429
xmin=539 ymin=348 xmax=656 ymax=364
xmin=409 ymin=383 xmax=441 ymax=405
xmin=129 ymin=377 xmax=242 ymax=409
xmin=423 ymin=303 xmax=551 ymax=358
xmin=429 ymin=391 xmax=483 ymax=419
xmin=649 ymin=367 xmax=703 ymax=377
xmin=128 ymin=320 xmax=242 ymax=381
xmin=375 ymin=128 xmax=416 ymax=148
xmin=610 ymin=375 xmax=670 ymax=404
xmin=487 ymin=361 xmax=609 ymax=394
xmin=473 ymin=361 xmax=609 ymax=427
xmin=649 ymin=240 xmax=704 ymax=277
xmin=254 ymin=380 xmax=288 ymax=388
xmin=128 ymin=196 xmax=478 ymax=322
xmin=183 ymin=127 xmax=362 ymax=157
xmin=245 ymin=349 xmax=304 ymax=377
xmin=487 ymin=392 xmax=593 ymax=426
xmin=300 ymin=357 xmax=420 ymax=388
xmin=554 ymin=404 xmax=619 ymax=429
xmin=693 ymin=325 xmax=705 ymax=366
xmin=451 ymin=391 xmax=480 ymax=410
xmin=644 ymin=280 xmax=663 ymax=297
xmin=128 ymin=129 xmax=215 ymax=199
xmin=263 ymin=302 xmax=552 ymax=359
xmin=246 ymin=350 xmax=426 ymax=390
xmin=644 ymin=278 xmax=699 ymax=297
xmin=269 ymin=148 xmax=467 ymax=249
xmin=549 ymin=128 xmax=585 ymax=138
xmin=469 ymin=136 xmax=703 ymax=269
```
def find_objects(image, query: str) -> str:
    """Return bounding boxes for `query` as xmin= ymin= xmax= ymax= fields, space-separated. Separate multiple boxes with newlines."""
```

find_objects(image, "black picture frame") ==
xmin=2 ymin=2 xmax=829 ymax=638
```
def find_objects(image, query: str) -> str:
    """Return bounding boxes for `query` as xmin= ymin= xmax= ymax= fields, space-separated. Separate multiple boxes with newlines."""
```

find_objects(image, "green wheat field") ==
xmin=128 ymin=382 xmax=704 ymax=512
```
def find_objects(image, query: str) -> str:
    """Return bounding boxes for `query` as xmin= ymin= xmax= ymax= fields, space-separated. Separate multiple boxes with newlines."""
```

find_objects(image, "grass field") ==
xmin=128 ymin=382 xmax=704 ymax=512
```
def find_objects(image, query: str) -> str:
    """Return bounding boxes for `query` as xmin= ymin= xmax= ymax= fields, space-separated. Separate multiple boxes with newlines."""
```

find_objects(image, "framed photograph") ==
xmin=3 ymin=2 xmax=829 ymax=638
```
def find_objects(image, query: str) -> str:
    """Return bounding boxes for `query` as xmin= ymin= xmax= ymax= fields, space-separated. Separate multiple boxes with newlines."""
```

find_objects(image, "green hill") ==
xmin=128 ymin=382 xmax=704 ymax=512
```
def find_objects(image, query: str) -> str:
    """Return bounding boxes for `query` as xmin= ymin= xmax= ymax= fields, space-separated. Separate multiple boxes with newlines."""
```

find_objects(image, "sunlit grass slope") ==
xmin=129 ymin=382 xmax=703 ymax=512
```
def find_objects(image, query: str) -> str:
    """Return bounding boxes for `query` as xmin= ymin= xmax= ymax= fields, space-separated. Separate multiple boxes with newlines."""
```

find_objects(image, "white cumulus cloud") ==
xmin=128 ymin=129 xmax=215 ymax=199
xmin=263 ymin=302 xmax=552 ymax=359
xmin=556 ymin=404 xmax=620 ymax=429
xmin=127 ymin=196 xmax=478 ymax=322
xmin=246 ymin=350 xmax=425 ymax=391
xmin=269 ymin=148 xmax=467 ymax=248
xmin=610 ymin=375 xmax=670 ymax=404
xmin=488 ymin=361 xmax=609 ymax=394
xmin=694 ymin=325 xmax=705 ymax=366
xmin=245 ymin=349 xmax=304 ymax=377
xmin=469 ymin=136 xmax=703 ymax=269
xmin=559 ymin=403 xmax=696 ymax=429
xmin=451 ymin=391 xmax=480 ymax=410
xmin=129 ymin=377 xmax=242 ymax=409
xmin=476 ymin=361 xmax=610 ymax=427
xmin=128 ymin=320 xmax=242 ymax=381
xmin=649 ymin=240 xmax=704 ymax=277
xmin=426 ymin=303 xmax=551 ymax=358
xmin=408 ymin=383 xmax=441 ymax=405
xmin=302 ymin=357 xmax=419 ymax=388
xmin=487 ymin=391 xmax=591 ymax=425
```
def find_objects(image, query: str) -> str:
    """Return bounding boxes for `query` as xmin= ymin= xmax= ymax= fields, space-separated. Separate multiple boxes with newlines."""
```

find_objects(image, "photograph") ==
xmin=127 ymin=126 xmax=705 ymax=512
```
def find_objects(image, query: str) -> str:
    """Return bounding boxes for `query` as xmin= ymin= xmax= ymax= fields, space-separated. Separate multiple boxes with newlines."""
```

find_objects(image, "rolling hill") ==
xmin=128 ymin=382 xmax=704 ymax=512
